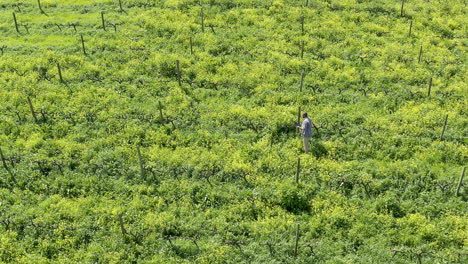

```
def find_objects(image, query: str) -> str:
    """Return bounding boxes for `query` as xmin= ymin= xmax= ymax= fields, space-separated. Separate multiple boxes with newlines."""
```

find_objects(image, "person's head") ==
xmin=302 ymin=112 xmax=308 ymax=118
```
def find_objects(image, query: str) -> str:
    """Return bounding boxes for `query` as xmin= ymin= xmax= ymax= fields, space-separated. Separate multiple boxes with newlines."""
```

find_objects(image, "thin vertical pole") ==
xmin=300 ymin=71 xmax=305 ymax=92
xmin=297 ymin=107 xmax=301 ymax=136
xmin=27 ymin=96 xmax=39 ymax=123
xmin=200 ymin=7 xmax=205 ymax=33
xmin=137 ymin=145 xmax=145 ymax=179
xmin=408 ymin=20 xmax=413 ymax=37
xmin=57 ymin=62 xmax=64 ymax=83
xmin=400 ymin=0 xmax=405 ymax=16
xmin=119 ymin=0 xmax=124 ymax=12
xmin=101 ymin=12 xmax=106 ymax=31
xmin=295 ymin=157 xmax=301 ymax=184
xmin=13 ymin=13 xmax=20 ymax=33
xmin=427 ymin=77 xmax=432 ymax=97
xmin=158 ymin=101 xmax=164 ymax=121
xmin=0 ymin=147 xmax=14 ymax=180
xmin=440 ymin=114 xmax=448 ymax=140
xmin=176 ymin=60 xmax=181 ymax=86
xmin=37 ymin=0 xmax=45 ymax=14
xmin=189 ymin=36 xmax=194 ymax=55
xmin=301 ymin=16 xmax=305 ymax=35
xmin=80 ymin=34 xmax=87 ymax=55
xmin=300 ymin=41 xmax=304 ymax=59
xmin=455 ymin=167 xmax=466 ymax=196
xmin=418 ymin=45 xmax=423 ymax=63
xmin=294 ymin=224 xmax=300 ymax=257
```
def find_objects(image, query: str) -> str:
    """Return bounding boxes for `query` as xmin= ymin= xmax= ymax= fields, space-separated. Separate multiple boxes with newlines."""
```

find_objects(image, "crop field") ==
xmin=0 ymin=0 xmax=467 ymax=263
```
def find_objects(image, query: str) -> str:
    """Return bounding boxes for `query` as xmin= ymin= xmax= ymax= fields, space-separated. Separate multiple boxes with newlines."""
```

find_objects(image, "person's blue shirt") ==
xmin=301 ymin=117 xmax=312 ymax=138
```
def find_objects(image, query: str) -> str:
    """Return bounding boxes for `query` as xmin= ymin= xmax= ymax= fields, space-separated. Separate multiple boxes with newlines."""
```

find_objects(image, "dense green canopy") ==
xmin=0 ymin=0 xmax=466 ymax=263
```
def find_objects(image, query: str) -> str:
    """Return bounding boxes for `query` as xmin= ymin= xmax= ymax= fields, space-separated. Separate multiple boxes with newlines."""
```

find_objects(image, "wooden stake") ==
xmin=294 ymin=224 xmax=300 ymax=257
xmin=300 ymin=71 xmax=305 ymax=92
xmin=455 ymin=167 xmax=466 ymax=196
xmin=101 ymin=12 xmax=106 ymax=31
xmin=301 ymin=16 xmax=305 ymax=35
xmin=189 ymin=36 xmax=194 ymax=55
xmin=296 ymin=157 xmax=301 ymax=184
xmin=118 ymin=0 xmax=124 ymax=12
xmin=427 ymin=76 xmax=432 ymax=97
xmin=57 ymin=62 xmax=64 ymax=83
xmin=440 ymin=114 xmax=448 ymax=140
xmin=27 ymin=96 xmax=39 ymax=123
xmin=0 ymin=147 xmax=14 ymax=180
xmin=13 ymin=12 xmax=20 ymax=33
xmin=200 ymin=7 xmax=205 ymax=33
xmin=118 ymin=213 xmax=128 ymax=236
xmin=158 ymin=101 xmax=164 ymax=121
xmin=418 ymin=45 xmax=423 ymax=63
xmin=300 ymin=41 xmax=304 ymax=59
xmin=176 ymin=60 xmax=181 ymax=86
xmin=137 ymin=145 xmax=145 ymax=179
xmin=408 ymin=20 xmax=413 ymax=37
xmin=37 ymin=0 xmax=45 ymax=14
xmin=297 ymin=107 xmax=301 ymax=135
xmin=80 ymin=34 xmax=87 ymax=55
xmin=400 ymin=0 xmax=405 ymax=16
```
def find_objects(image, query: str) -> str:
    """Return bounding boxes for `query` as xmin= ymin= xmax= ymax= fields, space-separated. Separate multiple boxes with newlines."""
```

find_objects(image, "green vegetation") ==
xmin=0 ymin=0 xmax=466 ymax=263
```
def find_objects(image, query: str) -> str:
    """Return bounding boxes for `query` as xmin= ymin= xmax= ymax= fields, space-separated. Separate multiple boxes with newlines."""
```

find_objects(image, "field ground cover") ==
xmin=0 ymin=0 xmax=467 ymax=263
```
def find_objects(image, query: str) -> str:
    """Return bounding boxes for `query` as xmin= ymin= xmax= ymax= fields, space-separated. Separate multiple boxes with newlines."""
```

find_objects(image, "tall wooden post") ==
xmin=427 ymin=76 xmax=432 ymax=97
xmin=158 ymin=101 xmax=164 ymax=121
xmin=119 ymin=0 xmax=124 ymax=12
xmin=297 ymin=107 xmax=301 ymax=136
xmin=80 ymin=34 xmax=87 ymax=55
xmin=300 ymin=41 xmax=304 ymax=59
xmin=440 ymin=114 xmax=448 ymax=140
xmin=294 ymin=224 xmax=300 ymax=257
xmin=301 ymin=16 xmax=305 ymax=35
xmin=408 ymin=20 xmax=413 ymax=37
xmin=189 ymin=36 xmax=194 ymax=55
xmin=0 ymin=147 xmax=14 ymax=180
xmin=400 ymin=0 xmax=405 ymax=16
xmin=37 ymin=0 xmax=45 ymax=14
xmin=295 ymin=157 xmax=301 ymax=184
xmin=57 ymin=62 xmax=64 ymax=83
xmin=200 ymin=7 xmax=205 ymax=33
xmin=13 ymin=13 xmax=20 ymax=33
xmin=137 ymin=145 xmax=145 ymax=179
xmin=418 ymin=45 xmax=423 ymax=63
xmin=455 ymin=167 xmax=466 ymax=196
xmin=27 ymin=96 xmax=39 ymax=123
xmin=176 ymin=60 xmax=181 ymax=86
xmin=299 ymin=71 xmax=305 ymax=92
xmin=101 ymin=12 xmax=106 ymax=31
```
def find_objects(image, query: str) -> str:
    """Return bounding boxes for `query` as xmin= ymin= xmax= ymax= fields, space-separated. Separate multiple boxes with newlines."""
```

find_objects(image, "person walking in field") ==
xmin=296 ymin=112 xmax=313 ymax=153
